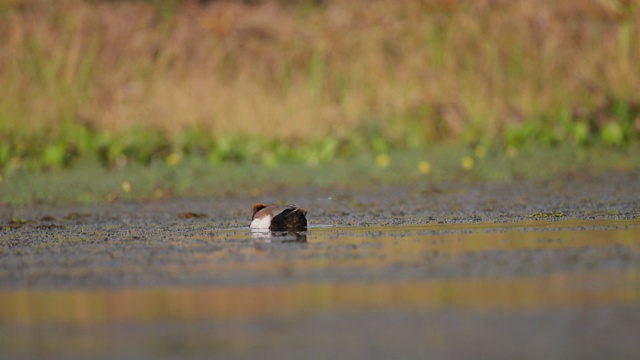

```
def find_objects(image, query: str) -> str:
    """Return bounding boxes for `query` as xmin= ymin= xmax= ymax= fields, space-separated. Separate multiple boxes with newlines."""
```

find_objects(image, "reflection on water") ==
xmin=0 ymin=220 xmax=640 ymax=359
xmin=1 ymin=219 xmax=639 ymax=326
xmin=0 ymin=271 xmax=638 ymax=326
xmin=250 ymin=229 xmax=307 ymax=242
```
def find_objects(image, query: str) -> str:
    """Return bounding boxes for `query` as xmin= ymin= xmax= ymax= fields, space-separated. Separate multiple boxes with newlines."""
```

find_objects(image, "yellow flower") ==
xmin=122 ymin=181 xmax=132 ymax=193
xmin=418 ymin=161 xmax=431 ymax=174
xmin=153 ymin=189 xmax=164 ymax=198
xmin=376 ymin=154 xmax=390 ymax=168
xmin=474 ymin=145 xmax=486 ymax=158
xmin=461 ymin=156 xmax=474 ymax=170
xmin=166 ymin=152 xmax=181 ymax=166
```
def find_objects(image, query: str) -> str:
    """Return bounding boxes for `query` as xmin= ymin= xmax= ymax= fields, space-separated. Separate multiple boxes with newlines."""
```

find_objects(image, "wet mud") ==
xmin=1 ymin=170 xmax=639 ymax=359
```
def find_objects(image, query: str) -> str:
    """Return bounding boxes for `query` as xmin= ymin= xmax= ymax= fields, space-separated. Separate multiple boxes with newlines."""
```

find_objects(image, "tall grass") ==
xmin=1 ymin=0 xmax=639 ymax=170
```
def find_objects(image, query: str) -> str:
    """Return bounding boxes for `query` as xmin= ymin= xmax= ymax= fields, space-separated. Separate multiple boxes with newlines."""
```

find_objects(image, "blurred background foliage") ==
xmin=0 ymin=0 xmax=639 ymax=172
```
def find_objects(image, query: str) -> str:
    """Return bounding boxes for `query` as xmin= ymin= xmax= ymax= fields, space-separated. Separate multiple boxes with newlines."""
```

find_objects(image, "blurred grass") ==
xmin=0 ymin=0 xmax=639 ymax=177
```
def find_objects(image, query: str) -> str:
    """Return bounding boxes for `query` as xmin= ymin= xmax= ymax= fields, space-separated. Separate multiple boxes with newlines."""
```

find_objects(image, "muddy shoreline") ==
xmin=1 ymin=170 xmax=639 ymax=290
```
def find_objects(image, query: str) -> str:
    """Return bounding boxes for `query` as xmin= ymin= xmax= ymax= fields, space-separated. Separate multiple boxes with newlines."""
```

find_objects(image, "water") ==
xmin=1 ymin=219 xmax=639 ymax=359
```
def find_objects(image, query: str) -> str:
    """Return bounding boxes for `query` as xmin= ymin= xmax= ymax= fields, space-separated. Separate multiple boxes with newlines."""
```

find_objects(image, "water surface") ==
xmin=1 ymin=218 xmax=639 ymax=359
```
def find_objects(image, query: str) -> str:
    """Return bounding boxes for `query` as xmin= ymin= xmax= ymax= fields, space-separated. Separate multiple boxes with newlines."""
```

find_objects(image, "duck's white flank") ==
xmin=250 ymin=215 xmax=272 ymax=229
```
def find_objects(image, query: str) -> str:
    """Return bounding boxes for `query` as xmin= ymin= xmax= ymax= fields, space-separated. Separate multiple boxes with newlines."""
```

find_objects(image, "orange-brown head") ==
xmin=252 ymin=203 xmax=268 ymax=220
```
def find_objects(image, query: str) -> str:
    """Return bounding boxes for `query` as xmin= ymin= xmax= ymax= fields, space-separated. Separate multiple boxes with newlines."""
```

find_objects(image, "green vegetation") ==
xmin=0 ymin=0 xmax=639 ymax=203
xmin=1 ymin=144 xmax=639 ymax=205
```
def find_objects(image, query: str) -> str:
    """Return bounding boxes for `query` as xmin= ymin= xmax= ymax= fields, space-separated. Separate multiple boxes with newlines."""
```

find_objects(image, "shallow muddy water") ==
xmin=1 ymin=220 xmax=640 ymax=359
xmin=1 ymin=172 xmax=640 ymax=359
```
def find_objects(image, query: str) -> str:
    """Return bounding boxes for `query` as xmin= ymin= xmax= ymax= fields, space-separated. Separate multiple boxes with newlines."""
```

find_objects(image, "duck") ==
xmin=251 ymin=203 xmax=308 ymax=232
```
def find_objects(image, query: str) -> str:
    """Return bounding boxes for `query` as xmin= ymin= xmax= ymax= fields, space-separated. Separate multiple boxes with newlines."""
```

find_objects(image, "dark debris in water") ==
xmin=178 ymin=212 xmax=208 ymax=219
